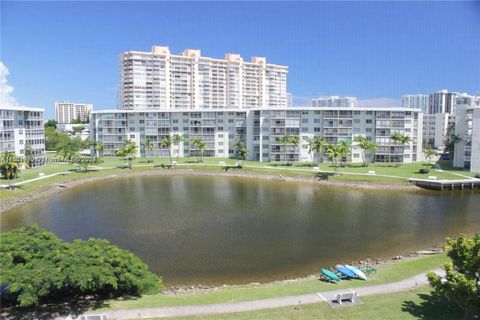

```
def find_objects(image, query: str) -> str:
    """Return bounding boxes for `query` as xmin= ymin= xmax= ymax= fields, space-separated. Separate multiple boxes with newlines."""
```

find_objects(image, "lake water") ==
xmin=2 ymin=175 xmax=479 ymax=286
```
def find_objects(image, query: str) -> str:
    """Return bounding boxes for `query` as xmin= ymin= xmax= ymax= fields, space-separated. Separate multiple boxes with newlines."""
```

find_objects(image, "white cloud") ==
xmin=0 ymin=62 xmax=23 ymax=108
xmin=357 ymin=98 xmax=401 ymax=108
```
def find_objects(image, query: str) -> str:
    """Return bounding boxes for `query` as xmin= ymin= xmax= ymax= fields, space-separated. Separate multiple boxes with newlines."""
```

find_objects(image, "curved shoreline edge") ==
xmin=0 ymin=168 xmax=419 ymax=213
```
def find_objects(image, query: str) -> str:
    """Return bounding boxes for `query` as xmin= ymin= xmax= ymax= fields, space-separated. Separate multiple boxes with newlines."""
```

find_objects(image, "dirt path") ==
xmin=66 ymin=269 xmax=443 ymax=320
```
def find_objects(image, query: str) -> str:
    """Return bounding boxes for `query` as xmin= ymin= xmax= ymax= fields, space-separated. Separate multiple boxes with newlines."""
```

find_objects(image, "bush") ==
xmin=0 ymin=226 xmax=162 ymax=307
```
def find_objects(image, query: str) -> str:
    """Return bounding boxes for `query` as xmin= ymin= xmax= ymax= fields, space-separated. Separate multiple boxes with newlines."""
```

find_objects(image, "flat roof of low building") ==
xmin=0 ymin=106 xmax=45 ymax=112
xmin=92 ymin=106 xmax=422 ymax=114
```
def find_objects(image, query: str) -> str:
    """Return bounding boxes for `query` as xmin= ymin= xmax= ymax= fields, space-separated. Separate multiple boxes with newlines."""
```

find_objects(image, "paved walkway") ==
xmin=72 ymin=269 xmax=444 ymax=320
xmin=0 ymin=171 xmax=71 ymax=189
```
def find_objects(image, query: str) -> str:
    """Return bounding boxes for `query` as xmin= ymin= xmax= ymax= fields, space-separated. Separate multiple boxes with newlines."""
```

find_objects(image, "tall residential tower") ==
xmin=118 ymin=46 xmax=288 ymax=110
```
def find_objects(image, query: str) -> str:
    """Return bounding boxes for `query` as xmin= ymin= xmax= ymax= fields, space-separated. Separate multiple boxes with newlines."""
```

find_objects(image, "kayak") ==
xmin=335 ymin=264 xmax=357 ymax=279
xmin=344 ymin=264 xmax=367 ymax=280
xmin=321 ymin=268 xmax=340 ymax=283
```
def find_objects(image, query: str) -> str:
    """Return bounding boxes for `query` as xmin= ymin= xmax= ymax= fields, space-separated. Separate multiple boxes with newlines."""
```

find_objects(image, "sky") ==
xmin=1 ymin=1 xmax=480 ymax=119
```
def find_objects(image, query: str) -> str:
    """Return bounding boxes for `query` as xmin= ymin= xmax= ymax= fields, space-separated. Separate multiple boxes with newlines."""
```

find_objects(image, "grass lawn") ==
xmin=142 ymin=285 xmax=462 ymax=320
xmin=96 ymin=254 xmax=448 ymax=311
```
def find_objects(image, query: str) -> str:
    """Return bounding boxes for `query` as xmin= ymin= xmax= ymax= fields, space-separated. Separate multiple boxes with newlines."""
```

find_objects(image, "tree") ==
xmin=44 ymin=119 xmax=58 ymax=129
xmin=0 ymin=151 xmax=29 ymax=189
xmin=160 ymin=136 xmax=173 ymax=165
xmin=91 ymin=141 xmax=104 ymax=158
xmin=71 ymin=125 xmax=85 ymax=135
xmin=326 ymin=143 xmax=342 ymax=174
xmin=444 ymin=132 xmax=462 ymax=161
xmin=338 ymin=140 xmax=352 ymax=167
xmin=390 ymin=133 xmax=411 ymax=166
xmin=277 ymin=135 xmax=299 ymax=165
xmin=0 ymin=226 xmax=162 ymax=307
xmin=71 ymin=156 xmax=103 ymax=172
xmin=172 ymin=134 xmax=184 ymax=162
xmin=55 ymin=136 xmax=85 ymax=161
xmin=307 ymin=136 xmax=326 ymax=165
xmin=233 ymin=139 xmax=248 ymax=166
xmin=424 ymin=147 xmax=437 ymax=164
xmin=428 ymin=233 xmax=480 ymax=319
xmin=116 ymin=140 xmax=137 ymax=169
xmin=141 ymin=139 xmax=154 ymax=163
xmin=190 ymin=138 xmax=206 ymax=163
xmin=354 ymin=135 xmax=377 ymax=167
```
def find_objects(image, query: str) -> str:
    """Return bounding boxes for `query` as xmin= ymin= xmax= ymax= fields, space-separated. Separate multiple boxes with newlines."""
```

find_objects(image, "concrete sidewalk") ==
xmin=71 ymin=269 xmax=443 ymax=320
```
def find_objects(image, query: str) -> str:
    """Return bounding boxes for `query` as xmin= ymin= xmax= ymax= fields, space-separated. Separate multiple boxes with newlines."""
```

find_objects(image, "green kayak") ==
xmin=321 ymin=268 xmax=340 ymax=283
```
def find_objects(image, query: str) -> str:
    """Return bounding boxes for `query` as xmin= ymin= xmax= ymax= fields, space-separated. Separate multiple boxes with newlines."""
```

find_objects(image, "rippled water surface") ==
xmin=2 ymin=175 xmax=480 ymax=285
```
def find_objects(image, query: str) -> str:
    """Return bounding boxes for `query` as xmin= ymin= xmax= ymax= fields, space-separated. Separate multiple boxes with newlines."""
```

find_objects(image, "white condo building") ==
xmin=311 ymin=96 xmax=358 ymax=108
xmin=91 ymin=107 xmax=422 ymax=164
xmin=422 ymin=113 xmax=454 ymax=149
xmin=0 ymin=106 xmax=46 ymax=166
xmin=454 ymin=95 xmax=480 ymax=174
xmin=428 ymin=89 xmax=457 ymax=115
xmin=402 ymin=94 xmax=429 ymax=114
xmin=118 ymin=46 xmax=288 ymax=110
xmin=55 ymin=101 xmax=93 ymax=124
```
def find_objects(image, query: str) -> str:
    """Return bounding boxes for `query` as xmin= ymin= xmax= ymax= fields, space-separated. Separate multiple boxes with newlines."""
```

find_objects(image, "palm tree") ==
xmin=338 ymin=140 xmax=352 ymax=167
xmin=160 ymin=136 xmax=173 ymax=165
xmin=90 ymin=141 xmax=104 ymax=158
xmin=288 ymin=135 xmax=300 ymax=164
xmin=190 ymin=138 xmax=207 ymax=163
xmin=233 ymin=139 xmax=248 ymax=166
xmin=325 ymin=143 xmax=341 ymax=174
xmin=354 ymin=135 xmax=377 ymax=167
xmin=172 ymin=134 xmax=184 ymax=163
xmin=307 ymin=136 xmax=326 ymax=165
xmin=0 ymin=151 xmax=29 ymax=189
xmin=390 ymin=133 xmax=411 ymax=166
xmin=423 ymin=147 xmax=437 ymax=164
xmin=141 ymin=139 xmax=154 ymax=163
xmin=116 ymin=140 xmax=137 ymax=169
xmin=277 ymin=135 xmax=299 ymax=165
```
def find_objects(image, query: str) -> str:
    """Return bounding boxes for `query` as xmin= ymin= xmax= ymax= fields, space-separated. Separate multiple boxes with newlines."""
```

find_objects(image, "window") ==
xmin=130 ymin=134 xmax=135 ymax=138
xmin=366 ymin=119 xmax=373 ymax=124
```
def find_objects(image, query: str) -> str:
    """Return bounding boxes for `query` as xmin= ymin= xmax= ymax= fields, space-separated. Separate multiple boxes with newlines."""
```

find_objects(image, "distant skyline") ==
xmin=1 ymin=1 xmax=480 ymax=119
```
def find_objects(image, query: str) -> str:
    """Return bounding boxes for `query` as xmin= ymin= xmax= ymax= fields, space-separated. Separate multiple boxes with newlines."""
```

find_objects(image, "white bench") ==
xmin=38 ymin=172 xmax=45 ymax=177
xmin=335 ymin=291 xmax=357 ymax=304
xmin=313 ymin=166 xmax=320 ymax=171
xmin=428 ymin=176 xmax=437 ymax=180
xmin=368 ymin=170 xmax=376 ymax=175
xmin=219 ymin=161 xmax=226 ymax=165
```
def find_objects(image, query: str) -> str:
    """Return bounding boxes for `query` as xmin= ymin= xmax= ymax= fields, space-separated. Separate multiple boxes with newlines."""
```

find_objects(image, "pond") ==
xmin=2 ymin=175 xmax=479 ymax=286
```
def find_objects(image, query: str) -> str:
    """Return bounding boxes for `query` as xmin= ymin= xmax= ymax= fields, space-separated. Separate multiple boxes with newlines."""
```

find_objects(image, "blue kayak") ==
xmin=345 ymin=264 xmax=367 ymax=280
xmin=335 ymin=264 xmax=357 ymax=278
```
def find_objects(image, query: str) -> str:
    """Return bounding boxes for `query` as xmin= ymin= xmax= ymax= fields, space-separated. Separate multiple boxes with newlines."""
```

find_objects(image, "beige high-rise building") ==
xmin=118 ymin=46 xmax=288 ymax=110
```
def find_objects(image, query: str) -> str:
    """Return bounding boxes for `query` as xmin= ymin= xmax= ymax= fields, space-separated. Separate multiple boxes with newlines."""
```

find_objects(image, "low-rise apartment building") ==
xmin=91 ymin=107 xmax=422 ymax=164
xmin=0 ymin=106 xmax=46 ymax=166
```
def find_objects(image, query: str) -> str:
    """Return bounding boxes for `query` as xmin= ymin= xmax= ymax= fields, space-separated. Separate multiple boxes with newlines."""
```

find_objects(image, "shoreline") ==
xmin=160 ymin=249 xmax=444 ymax=295
xmin=0 ymin=168 xmax=419 ymax=213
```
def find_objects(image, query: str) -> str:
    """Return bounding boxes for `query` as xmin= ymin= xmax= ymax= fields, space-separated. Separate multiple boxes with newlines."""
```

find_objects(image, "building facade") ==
xmin=402 ymin=94 xmax=429 ymax=114
xmin=91 ymin=107 xmax=422 ymax=164
xmin=428 ymin=90 xmax=457 ymax=114
xmin=454 ymin=96 xmax=480 ymax=174
xmin=422 ymin=113 xmax=454 ymax=149
xmin=55 ymin=101 xmax=93 ymax=124
xmin=0 ymin=106 xmax=46 ymax=166
xmin=118 ymin=46 xmax=288 ymax=110
xmin=311 ymin=96 xmax=358 ymax=108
